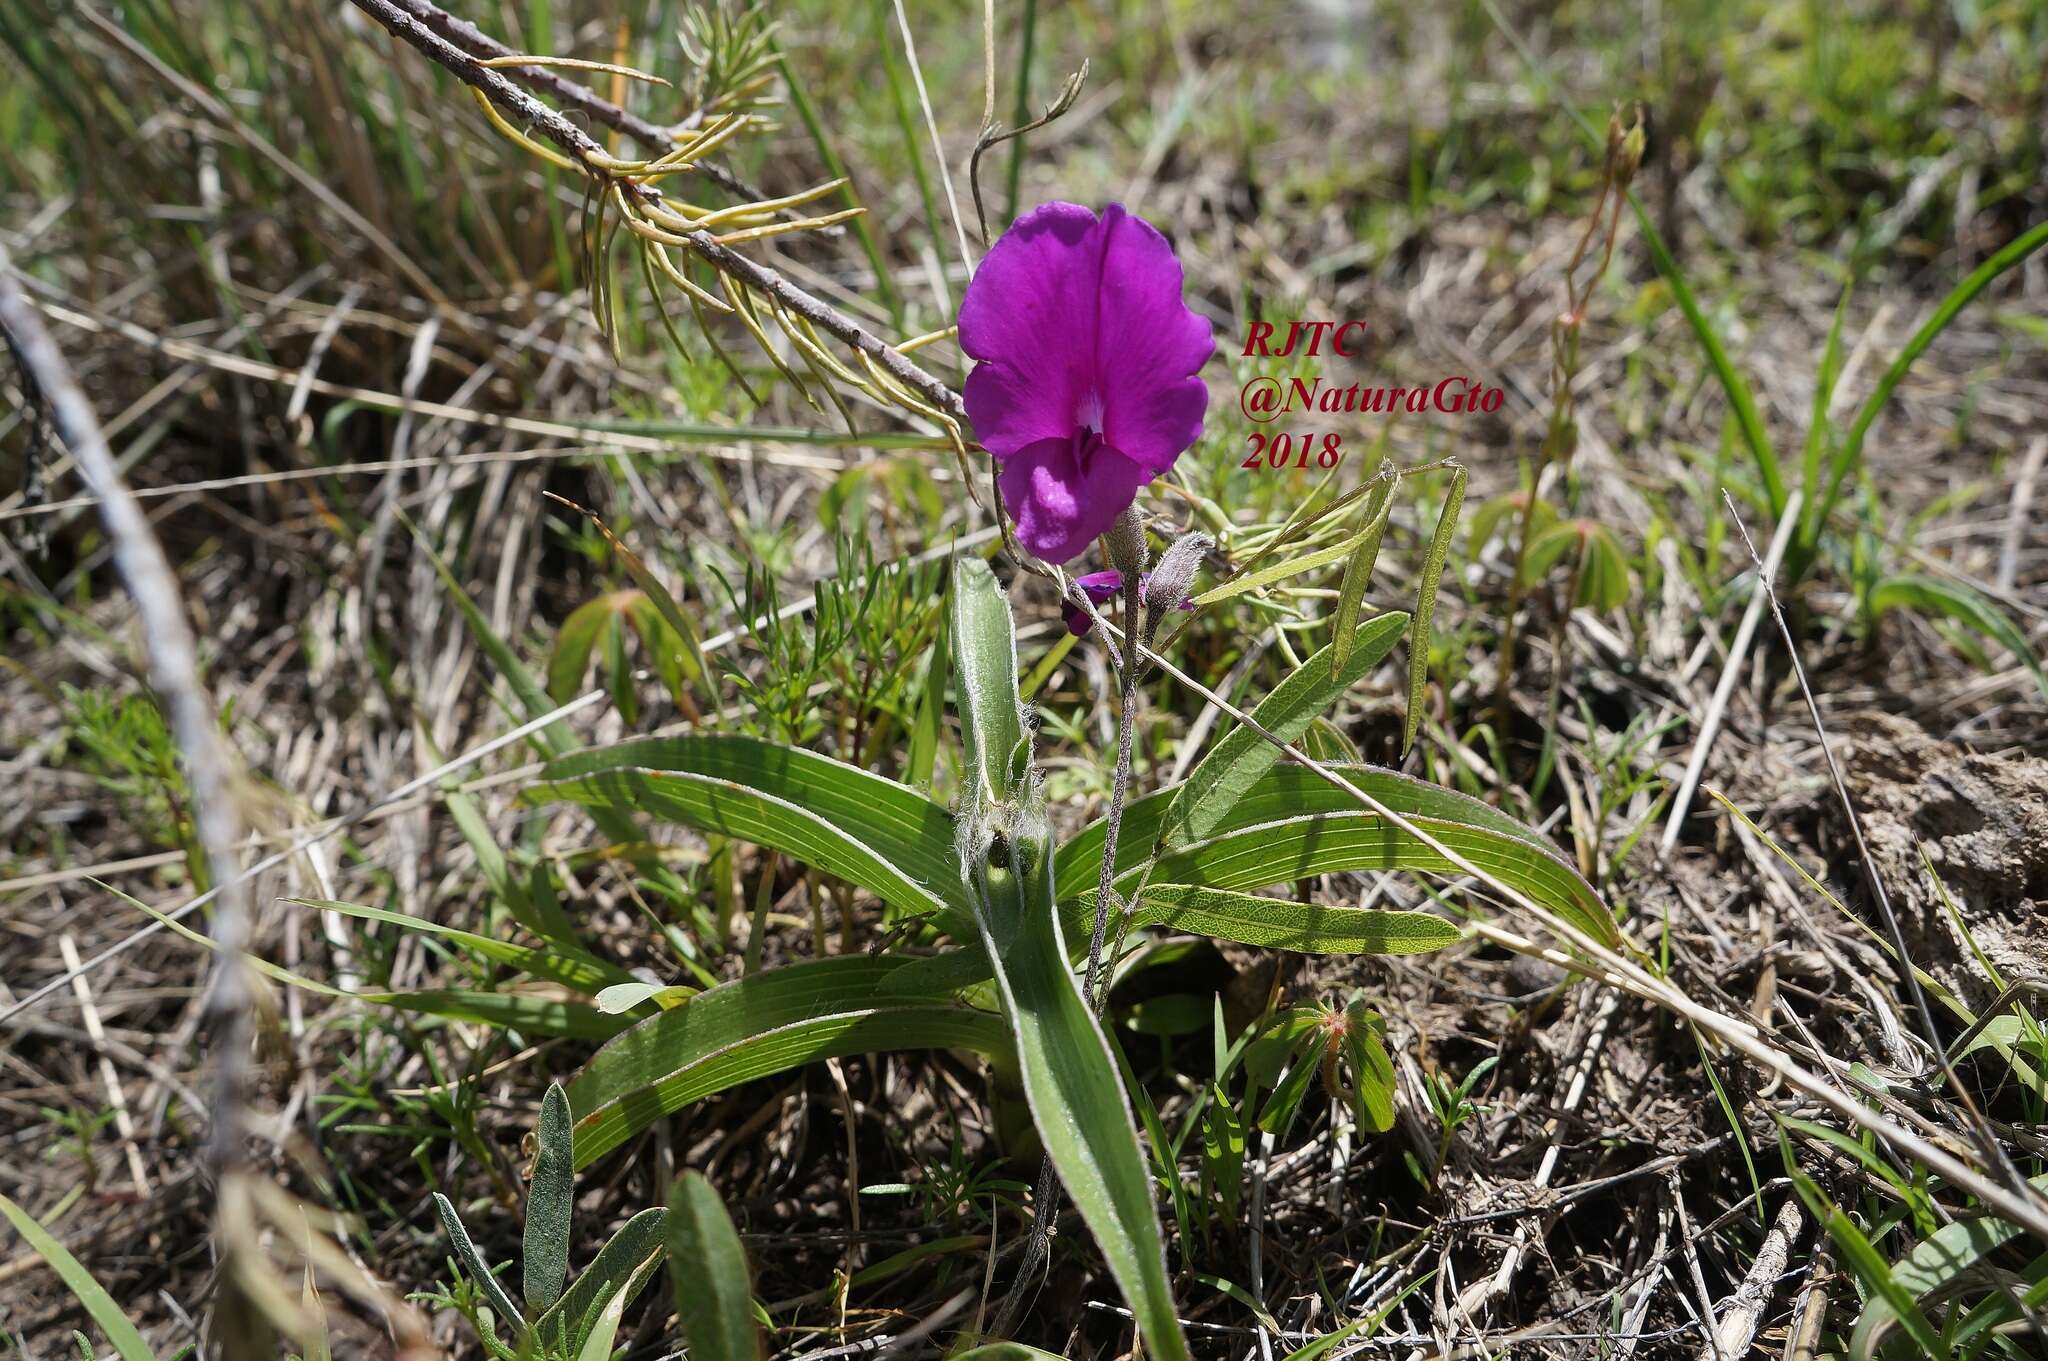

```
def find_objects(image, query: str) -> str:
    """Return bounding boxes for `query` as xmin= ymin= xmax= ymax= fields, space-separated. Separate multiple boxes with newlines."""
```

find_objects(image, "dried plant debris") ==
xmin=1844 ymin=711 xmax=2048 ymax=1010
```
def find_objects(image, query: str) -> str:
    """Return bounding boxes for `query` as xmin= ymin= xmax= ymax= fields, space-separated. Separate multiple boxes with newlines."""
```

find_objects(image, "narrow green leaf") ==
xmin=1633 ymin=200 xmax=1783 ymax=513
xmin=950 ymin=556 xmax=1028 ymax=804
xmin=951 ymin=1346 xmax=1066 ymax=1360
xmin=1190 ymin=516 xmax=1380 ymax=606
xmin=567 ymin=956 xmax=1010 ymax=1169
xmin=1069 ymin=885 xmax=1459 ymax=957
xmin=905 ymin=568 xmax=952 ymax=790
xmin=1145 ymin=809 xmax=1614 ymax=947
xmin=1153 ymin=612 xmax=1410 ymax=855
xmin=573 ymin=1279 xmax=633 ymax=1361
xmin=0 ymin=1192 xmax=156 ymax=1361
xmin=1817 ymin=219 xmax=2048 ymax=542
xmin=526 ymin=736 xmax=973 ymax=933
xmin=431 ymin=1192 xmax=523 ymax=1330
xmin=382 ymin=991 xmax=626 ymax=1041
xmin=1331 ymin=462 xmax=1398 ymax=677
xmin=1403 ymin=462 xmax=1465 ymax=756
xmin=667 ymin=1172 xmax=762 ymax=1361
xmin=524 ymin=1084 xmax=574 ymax=1313
xmin=1800 ymin=283 xmax=1853 ymax=518
xmin=1869 ymin=573 xmax=2048 ymax=701
xmin=1064 ymin=762 xmax=1563 ymax=902
xmin=969 ymin=832 xmax=1189 ymax=1361
xmin=532 ymin=1207 xmax=668 ymax=1356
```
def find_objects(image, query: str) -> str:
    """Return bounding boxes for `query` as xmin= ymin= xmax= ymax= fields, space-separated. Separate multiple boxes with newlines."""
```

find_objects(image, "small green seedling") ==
xmin=430 ymin=1085 xmax=668 ymax=1361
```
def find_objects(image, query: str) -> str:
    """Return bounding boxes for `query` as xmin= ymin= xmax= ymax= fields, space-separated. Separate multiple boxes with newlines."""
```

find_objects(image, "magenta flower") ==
xmin=959 ymin=203 xmax=1214 ymax=563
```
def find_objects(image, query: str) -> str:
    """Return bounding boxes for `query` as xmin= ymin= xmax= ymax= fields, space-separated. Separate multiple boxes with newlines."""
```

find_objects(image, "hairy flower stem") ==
xmin=1083 ymin=572 xmax=1142 ymax=1012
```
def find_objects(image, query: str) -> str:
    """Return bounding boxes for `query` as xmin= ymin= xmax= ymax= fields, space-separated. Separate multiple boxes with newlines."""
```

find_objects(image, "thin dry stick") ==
xmin=379 ymin=0 xmax=767 ymax=206
xmin=1698 ymin=1194 xmax=1803 ymax=1361
xmin=1997 ymin=435 xmax=2045 ymax=594
xmin=344 ymin=0 xmax=966 ymax=422
xmin=887 ymin=0 xmax=975 ymax=283
xmin=0 ymin=251 xmax=252 ymax=1187
xmin=1457 ymin=987 xmax=1621 ymax=1314
xmin=59 ymin=933 xmax=152 ymax=1192
xmin=1660 ymin=489 xmax=1802 ymax=854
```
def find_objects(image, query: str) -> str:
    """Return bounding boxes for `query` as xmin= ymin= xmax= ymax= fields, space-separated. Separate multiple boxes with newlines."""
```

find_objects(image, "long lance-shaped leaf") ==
xmin=951 ymin=556 xmax=1191 ymax=1361
xmin=667 ymin=1172 xmax=763 ymax=1361
xmin=1152 ymin=612 xmax=1410 ymax=856
xmin=432 ymin=1192 xmax=524 ymax=1329
xmin=1148 ymin=811 xmax=1613 ymax=946
xmin=0 ymin=1192 xmax=157 ymax=1361
xmin=533 ymin=1207 xmax=668 ymax=1356
xmin=1403 ymin=461 xmax=1464 ymax=755
xmin=527 ymin=736 xmax=973 ymax=935
xmin=1062 ymin=762 xmax=1564 ymax=902
xmin=525 ymin=1084 xmax=575 ymax=1313
xmin=567 ymin=954 xmax=1010 ymax=1168
xmin=950 ymin=557 xmax=1029 ymax=808
xmin=1330 ymin=460 xmax=1398 ymax=677
xmin=1065 ymin=886 xmax=1458 ymax=956
xmin=1190 ymin=515 xmax=1380 ymax=606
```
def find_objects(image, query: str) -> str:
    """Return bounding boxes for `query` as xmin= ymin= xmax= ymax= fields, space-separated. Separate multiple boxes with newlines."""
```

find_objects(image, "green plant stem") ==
xmin=1003 ymin=0 xmax=1038 ymax=222
xmin=1492 ymin=467 xmax=1545 ymax=730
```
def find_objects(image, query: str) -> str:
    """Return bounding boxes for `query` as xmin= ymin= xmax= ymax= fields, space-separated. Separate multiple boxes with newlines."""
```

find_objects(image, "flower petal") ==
xmin=959 ymin=202 xmax=1103 ymax=457
xmin=998 ymin=435 xmax=1147 ymax=565
xmin=1075 ymin=570 xmax=1125 ymax=603
xmin=1094 ymin=204 xmax=1214 ymax=475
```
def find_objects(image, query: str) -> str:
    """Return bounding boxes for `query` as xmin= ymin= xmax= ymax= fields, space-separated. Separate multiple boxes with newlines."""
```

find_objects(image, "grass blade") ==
xmin=1403 ymin=462 xmax=1465 ymax=756
xmin=1814 ymin=219 xmax=2048 ymax=547
xmin=0 ymin=1192 xmax=156 ymax=1361
xmin=1063 ymin=761 xmax=1568 ymax=901
xmin=1632 ymin=200 xmax=1783 ymax=513
xmin=1068 ymin=886 xmax=1459 ymax=956
xmin=1153 ymin=612 xmax=1410 ymax=855
xmin=431 ymin=1192 xmax=523 ymax=1330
